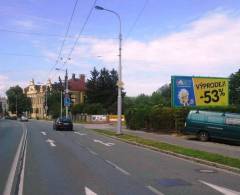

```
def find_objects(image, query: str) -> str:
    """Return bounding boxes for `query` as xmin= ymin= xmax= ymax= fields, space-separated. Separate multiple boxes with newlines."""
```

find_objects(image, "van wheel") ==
xmin=198 ymin=131 xmax=209 ymax=142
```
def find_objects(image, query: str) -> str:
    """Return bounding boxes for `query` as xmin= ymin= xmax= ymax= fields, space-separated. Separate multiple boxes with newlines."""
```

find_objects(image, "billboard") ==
xmin=171 ymin=76 xmax=229 ymax=107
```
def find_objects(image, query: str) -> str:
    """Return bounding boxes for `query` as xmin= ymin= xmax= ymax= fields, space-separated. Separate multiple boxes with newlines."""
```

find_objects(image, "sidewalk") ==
xmin=79 ymin=123 xmax=240 ymax=159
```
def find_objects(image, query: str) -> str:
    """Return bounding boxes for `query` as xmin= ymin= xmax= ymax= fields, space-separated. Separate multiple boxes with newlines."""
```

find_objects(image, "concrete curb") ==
xmin=92 ymin=130 xmax=240 ymax=175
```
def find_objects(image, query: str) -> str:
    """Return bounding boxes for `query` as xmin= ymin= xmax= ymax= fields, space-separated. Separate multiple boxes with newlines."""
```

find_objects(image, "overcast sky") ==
xmin=1 ymin=0 xmax=240 ymax=97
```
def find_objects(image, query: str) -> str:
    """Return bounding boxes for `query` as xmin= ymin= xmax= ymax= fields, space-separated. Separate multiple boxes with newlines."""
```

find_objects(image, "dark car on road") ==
xmin=53 ymin=117 xmax=73 ymax=131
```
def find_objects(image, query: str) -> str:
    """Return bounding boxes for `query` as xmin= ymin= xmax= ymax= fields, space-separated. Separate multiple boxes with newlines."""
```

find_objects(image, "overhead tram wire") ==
xmin=0 ymin=28 xmax=117 ymax=39
xmin=55 ymin=0 xmax=98 ymax=73
xmin=125 ymin=0 xmax=149 ymax=40
xmin=46 ymin=0 xmax=80 ymax=81
xmin=0 ymin=52 xmax=46 ymax=58
xmin=0 ymin=28 xmax=73 ymax=38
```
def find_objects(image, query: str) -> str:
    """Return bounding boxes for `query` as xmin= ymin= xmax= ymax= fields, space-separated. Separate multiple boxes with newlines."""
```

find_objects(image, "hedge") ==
xmin=125 ymin=105 xmax=240 ymax=132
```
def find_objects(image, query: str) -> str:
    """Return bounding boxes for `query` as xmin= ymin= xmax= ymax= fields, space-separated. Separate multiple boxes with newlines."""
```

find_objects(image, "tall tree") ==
xmin=6 ymin=85 xmax=31 ymax=115
xmin=86 ymin=67 xmax=125 ymax=114
xmin=156 ymin=84 xmax=171 ymax=106
xmin=47 ymin=83 xmax=62 ymax=118
xmin=229 ymin=69 xmax=240 ymax=105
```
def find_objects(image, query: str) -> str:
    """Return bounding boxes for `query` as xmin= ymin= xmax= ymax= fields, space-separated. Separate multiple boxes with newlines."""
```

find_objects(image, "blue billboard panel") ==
xmin=172 ymin=76 xmax=196 ymax=107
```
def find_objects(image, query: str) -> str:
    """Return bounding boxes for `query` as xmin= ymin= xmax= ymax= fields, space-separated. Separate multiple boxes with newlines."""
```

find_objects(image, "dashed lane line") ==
xmin=199 ymin=180 xmax=240 ymax=195
xmin=85 ymin=186 xmax=97 ymax=195
xmin=74 ymin=132 xmax=87 ymax=136
xmin=41 ymin=131 xmax=47 ymax=136
xmin=146 ymin=186 xmax=165 ymax=195
xmin=46 ymin=139 xmax=56 ymax=147
xmin=105 ymin=160 xmax=130 ymax=176
xmin=93 ymin=139 xmax=115 ymax=147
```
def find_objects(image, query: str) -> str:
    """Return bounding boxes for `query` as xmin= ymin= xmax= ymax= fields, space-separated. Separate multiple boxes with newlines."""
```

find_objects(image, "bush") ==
xmin=72 ymin=104 xmax=85 ymax=115
xmin=83 ymin=103 xmax=105 ymax=115
xmin=125 ymin=105 xmax=240 ymax=131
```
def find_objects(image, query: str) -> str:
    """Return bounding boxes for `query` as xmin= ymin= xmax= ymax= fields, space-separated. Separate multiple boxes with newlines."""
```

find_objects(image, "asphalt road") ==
xmin=1 ymin=119 xmax=240 ymax=195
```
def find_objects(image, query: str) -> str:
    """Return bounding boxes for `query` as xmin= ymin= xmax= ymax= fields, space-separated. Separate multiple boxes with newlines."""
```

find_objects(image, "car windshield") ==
xmin=1 ymin=1 xmax=240 ymax=195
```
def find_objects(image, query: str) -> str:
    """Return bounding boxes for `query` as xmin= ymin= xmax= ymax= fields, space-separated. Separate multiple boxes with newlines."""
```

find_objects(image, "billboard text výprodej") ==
xmin=171 ymin=76 xmax=229 ymax=107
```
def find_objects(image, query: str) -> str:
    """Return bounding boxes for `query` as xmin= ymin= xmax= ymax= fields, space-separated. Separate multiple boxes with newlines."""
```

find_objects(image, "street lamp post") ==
xmin=95 ymin=5 xmax=123 ymax=134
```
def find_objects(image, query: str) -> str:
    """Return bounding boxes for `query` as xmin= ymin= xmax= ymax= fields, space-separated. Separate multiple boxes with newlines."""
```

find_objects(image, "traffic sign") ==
xmin=64 ymin=97 xmax=71 ymax=107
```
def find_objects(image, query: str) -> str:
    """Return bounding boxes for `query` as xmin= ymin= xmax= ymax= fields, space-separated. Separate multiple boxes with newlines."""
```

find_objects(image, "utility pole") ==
xmin=45 ymin=87 xmax=48 ymax=119
xmin=15 ymin=95 xmax=18 ymax=117
xmin=65 ymin=69 xmax=69 ymax=118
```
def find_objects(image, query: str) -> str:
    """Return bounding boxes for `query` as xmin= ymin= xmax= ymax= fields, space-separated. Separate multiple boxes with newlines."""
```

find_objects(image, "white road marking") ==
xmin=3 ymin=124 xmax=27 ymax=195
xmin=147 ymin=186 xmax=165 ymax=195
xmin=199 ymin=180 xmax=240 ymax=195
xmin=86 ymin=147 xmax=98 ymax=155
xmin=41 ymin=131 xmax=47 ymax=135
xmin=105 ymin=160 xmax=130 ymax=175
xmin=93 ymin=139 xmax=115 ymax=147
xmin=18 ymin=138 xmax=27 ymax=195
xmin=85 ymin=186 xmax=97 ymax=195
xmin=46 ymin=139 xmax=56 ymax=147
xmin=74 ymin=132 xmax=87 ymax=136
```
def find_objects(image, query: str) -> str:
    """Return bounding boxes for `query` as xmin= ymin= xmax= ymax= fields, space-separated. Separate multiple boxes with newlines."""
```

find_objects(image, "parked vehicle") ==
xmin=20 ymin=116 xmax=28 ymax=122
xmin=10 ymin=116 xmax=17 ymax=120
xmin=184 ymin=110 xmax=240 ymax=142
xmin=53 ymin=117 xmax=73 ymax=131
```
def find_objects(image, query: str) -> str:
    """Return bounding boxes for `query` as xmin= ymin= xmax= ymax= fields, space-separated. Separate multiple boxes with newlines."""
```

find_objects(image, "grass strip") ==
xmin=92 ymin=129 xmax=240 ymax=170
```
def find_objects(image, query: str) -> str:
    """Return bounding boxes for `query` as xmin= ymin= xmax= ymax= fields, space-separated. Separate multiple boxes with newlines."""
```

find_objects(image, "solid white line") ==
xmin=18 ymin=138 xmax=27 ymax=195
xmin=105 ymin=160 xmax=130 ymax=175
xmin=3 ymin=125 xmax=27 ymax=195
xmin=199 ymin=180 xmax=240 ymax=195
xmin=41 ymin=131 xmax=47 ymax=135
xmin=147 ymin=186 xmax=165 ymax=195
xmin=85 ymin=186 xmax=97 ymax=195
xmin=74 ymin=132 xmax=87 ymax=136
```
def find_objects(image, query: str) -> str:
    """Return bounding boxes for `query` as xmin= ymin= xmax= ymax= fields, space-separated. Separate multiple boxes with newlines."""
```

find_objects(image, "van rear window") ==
xmin=226 ymin=118 xmax=240 ymax=126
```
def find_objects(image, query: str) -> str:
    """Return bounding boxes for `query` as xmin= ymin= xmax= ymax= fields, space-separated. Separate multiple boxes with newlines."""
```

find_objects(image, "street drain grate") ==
xmin=155 ymin=178 xmax=191 ymax=187
xmin=196 ymin=169 xmax=217 ymax=173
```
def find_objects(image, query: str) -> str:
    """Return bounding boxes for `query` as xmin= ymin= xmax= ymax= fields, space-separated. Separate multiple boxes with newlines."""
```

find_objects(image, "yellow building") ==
xmin=24 ymin=79 xmax=52 ymax=118
xmin=24 ymin=74 xmax=85 ymax=119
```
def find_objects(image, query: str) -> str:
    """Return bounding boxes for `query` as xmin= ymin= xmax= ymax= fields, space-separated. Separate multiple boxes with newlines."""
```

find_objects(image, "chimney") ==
xmin=72 ymin=73 xmax=76 ymax=80
xmin=79 ymin=74 xmax=85 ymax=82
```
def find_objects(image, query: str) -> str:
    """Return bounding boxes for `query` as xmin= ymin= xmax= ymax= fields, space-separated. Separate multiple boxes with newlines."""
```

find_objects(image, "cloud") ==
xmin=14 ymin=19 xmax=38 ymax=30
xmin=0 ymin=75 xmax=29 ymax=97
xmin=42 ymin=10 xmax=240 ymax=96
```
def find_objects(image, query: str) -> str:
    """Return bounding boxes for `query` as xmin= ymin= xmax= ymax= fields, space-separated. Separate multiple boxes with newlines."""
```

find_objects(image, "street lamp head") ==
xmin=55 ymin=68 xmax=60 ymax=71
xmin=95 ymin=5 xmax=104 ymax=10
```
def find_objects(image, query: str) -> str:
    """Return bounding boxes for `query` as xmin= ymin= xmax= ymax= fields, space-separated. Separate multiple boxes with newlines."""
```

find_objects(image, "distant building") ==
xmin=0 ymin=97 xmax=8 ymax=114
xmin=68 ymin=74 xmax=85 ymax=105
xmin=24 ymin=79 xmax=52 ymax=119
xmin=24 ymin=73 xmax=85 ymax=119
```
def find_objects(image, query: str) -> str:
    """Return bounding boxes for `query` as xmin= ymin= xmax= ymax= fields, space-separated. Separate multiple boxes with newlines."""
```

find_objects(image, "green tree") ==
xmin=229 ymin=69 xmax=240 ymax=105
xmin=47 ymin=84 xmax=62 ymax=118
xmin=155 ymin=84 xmax=171 ymax=106
xmin=6 ymin=85 xmax=31 ymax=116
xmin=86 ymin=67 xmax=125 ymax=114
